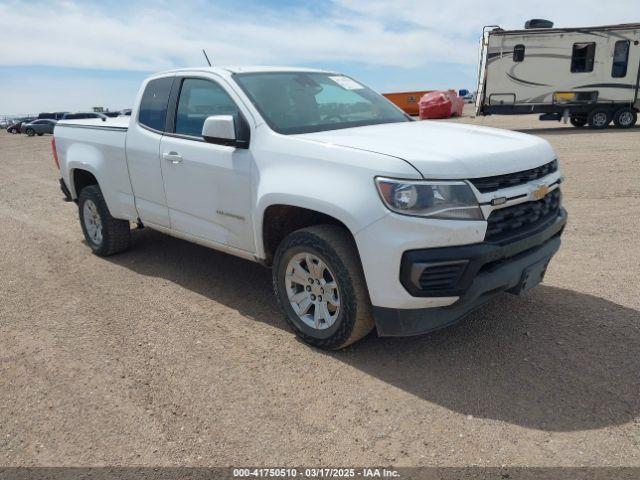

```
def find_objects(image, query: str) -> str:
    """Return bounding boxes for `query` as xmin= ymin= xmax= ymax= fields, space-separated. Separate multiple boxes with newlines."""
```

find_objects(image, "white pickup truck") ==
xmin=53 ymin=66 xmax=567 ymax=349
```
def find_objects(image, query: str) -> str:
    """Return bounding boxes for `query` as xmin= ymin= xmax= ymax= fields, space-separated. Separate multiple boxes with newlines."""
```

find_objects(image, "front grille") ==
xmin=418 ymin=262 xmax=467 ymax=292
xmin=486 ymin=188 xmax=561 ymax=242
xmin=470 ymin=160 xmax=558 ymax=193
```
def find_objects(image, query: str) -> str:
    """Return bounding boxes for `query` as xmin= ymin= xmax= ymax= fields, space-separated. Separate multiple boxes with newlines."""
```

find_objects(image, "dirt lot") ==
xmin=1 ymin=111 xmax=639 ymax=468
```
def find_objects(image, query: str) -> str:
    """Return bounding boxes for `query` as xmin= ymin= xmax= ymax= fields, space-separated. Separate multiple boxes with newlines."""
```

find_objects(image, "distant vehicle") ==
xmin=463 ymin=91 xmax=476 ymax=104
xmin=476 ymin=21 xmax=640 ymax=128
xmin=21 ymin=119 xmax=57 ymax=136
xmin=39 ymin=112 xmax=69 ymax=120
xmin=120 ymin=109 xmax=132 ymax=116
xmin=6 ymin=117 xmax=36 ymax=134
xmin=103 ymin=111 xmax=121 ymax=118
xmin=61 ymin=112 xmax=108 ymax=121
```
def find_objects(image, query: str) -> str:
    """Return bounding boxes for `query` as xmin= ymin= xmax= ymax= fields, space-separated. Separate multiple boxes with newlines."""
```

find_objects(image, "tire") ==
xmin=587 ymin=109 xmax=611 ymax=129
xmin=570 ymin=116 xmax=587 ymax=128
xmin=273 ymin=225 xmax=375 ymax=350
xmin=78 ymin=185 xmax=131 ymax=256
xmin=37 ymin=133 xmax=43 ymax=136
xmin=9 ymin=128 xmax=17 ymax=134
xmin=26 ymin=128 xmax=35 ymax=137
xmin=613 ymin=108 xmax=637 ymax=129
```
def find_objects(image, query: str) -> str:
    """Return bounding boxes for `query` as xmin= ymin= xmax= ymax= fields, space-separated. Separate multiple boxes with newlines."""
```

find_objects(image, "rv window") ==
xmin=513 ymin=45 xmax=525 ymax=62
xmin=571 ymin=43 xmax=596 ymax=73
xmin=612 ymin=40 xmax=630 ymax=78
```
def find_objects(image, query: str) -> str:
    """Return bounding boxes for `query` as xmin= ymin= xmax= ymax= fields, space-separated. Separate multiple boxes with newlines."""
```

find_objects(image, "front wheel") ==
xmin=78 ymin=185 xmax=131 ymax=256
xmin=613 ymin=108 xmax=637 ymax=129
xmin=26 ymin=128 xmax=35 ymax=137
xmin=273 ymin=225 xmax=375 ymax=349
xmin=9 ymin=128 xmax=17 ymax=134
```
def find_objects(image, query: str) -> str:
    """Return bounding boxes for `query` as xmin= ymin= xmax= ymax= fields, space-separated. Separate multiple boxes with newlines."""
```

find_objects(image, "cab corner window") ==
xmin=571 ymin=42 xmax=596 ymax=73
xmin=513 ymin=44 xmax=525 ymax=62
xmin=138 ymin=77 xmax=173 ymax=131
xmin=612 ymin=40 xmax=630 ymax=78
xmin=174 ymin=78 xmax=239 ymax=137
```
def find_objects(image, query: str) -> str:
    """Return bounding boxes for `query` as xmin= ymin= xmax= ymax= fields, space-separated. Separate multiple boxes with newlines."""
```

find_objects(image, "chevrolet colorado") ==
xmin=53 ymin=66 xmax=567 ymax=349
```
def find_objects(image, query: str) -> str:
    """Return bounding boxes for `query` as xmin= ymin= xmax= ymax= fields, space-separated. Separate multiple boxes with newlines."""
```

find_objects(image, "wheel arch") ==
xmin=258 ymin=199 xmax=358 ymax=265
xmin=71 ymin=168 xmax=99 ymax=199
xmin=68 ymin=164 xmax=102 ymax=199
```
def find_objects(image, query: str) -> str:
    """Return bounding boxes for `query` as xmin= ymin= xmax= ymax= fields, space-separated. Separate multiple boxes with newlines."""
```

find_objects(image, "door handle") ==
xmin=163 ymin=151 xmax=183 ymax=164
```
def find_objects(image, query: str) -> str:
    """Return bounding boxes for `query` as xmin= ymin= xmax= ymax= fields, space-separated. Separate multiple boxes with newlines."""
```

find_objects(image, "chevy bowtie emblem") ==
xmin=532 ymin=185 xmax=549 ymax=200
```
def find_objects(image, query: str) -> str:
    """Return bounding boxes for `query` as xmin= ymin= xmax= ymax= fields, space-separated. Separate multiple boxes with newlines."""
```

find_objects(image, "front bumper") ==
xmin=373 ymin=207 xmax=567 ymax=336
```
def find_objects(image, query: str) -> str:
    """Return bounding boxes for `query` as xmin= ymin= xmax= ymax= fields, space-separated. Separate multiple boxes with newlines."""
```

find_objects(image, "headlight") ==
xmin=375 ymin=177 xmax=484 ymax=220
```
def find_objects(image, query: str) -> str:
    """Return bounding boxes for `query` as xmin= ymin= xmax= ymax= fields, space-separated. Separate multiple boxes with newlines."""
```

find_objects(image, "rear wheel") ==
xmin=26 ymin=128 xmax=35 ymax=136
xmin=587 ymin=109 xmax=611 ymax=129
xmin=78 ymin=185 xmax=131 ymax=256
xmin=613 ymin=108 xmax=637 ymax=129
xmin=570 ymin=116 xmax=587 ymax=128
xmin=273 ymin=225 xmax=375 ymax=349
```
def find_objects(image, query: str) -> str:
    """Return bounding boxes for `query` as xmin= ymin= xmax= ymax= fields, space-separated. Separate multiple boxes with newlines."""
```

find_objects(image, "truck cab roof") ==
xmin=154 ymin=66 xmax=335 ymax=76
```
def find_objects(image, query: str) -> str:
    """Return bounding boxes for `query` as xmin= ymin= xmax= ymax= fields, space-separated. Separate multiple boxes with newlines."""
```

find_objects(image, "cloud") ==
xmin=0 ymin=0 xmax=637 ymax=114
xmin=4 ymin=0 xmax=634 ymax=73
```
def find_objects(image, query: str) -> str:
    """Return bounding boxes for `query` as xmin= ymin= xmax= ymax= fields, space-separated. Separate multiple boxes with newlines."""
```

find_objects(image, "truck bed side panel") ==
xmin=55 ymin=124 xmax=138 ymax=222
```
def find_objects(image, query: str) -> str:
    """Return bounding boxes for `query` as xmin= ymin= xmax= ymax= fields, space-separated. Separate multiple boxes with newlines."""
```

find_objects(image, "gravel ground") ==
xmin=1 ymin=111 xmax=639 ymax=468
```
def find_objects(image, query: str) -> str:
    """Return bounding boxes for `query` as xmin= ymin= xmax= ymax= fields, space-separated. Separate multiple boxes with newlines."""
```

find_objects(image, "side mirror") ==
xmin=202 ymin=115 xmax=239 ymax=147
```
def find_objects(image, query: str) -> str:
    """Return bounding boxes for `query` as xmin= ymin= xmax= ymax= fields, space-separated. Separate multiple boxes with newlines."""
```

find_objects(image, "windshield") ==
xmin=233 ymin=71 xmax=410 ymax=134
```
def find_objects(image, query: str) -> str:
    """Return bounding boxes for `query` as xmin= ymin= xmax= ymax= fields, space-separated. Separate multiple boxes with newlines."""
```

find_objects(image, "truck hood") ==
xmin=296 ymin=121 xmax=556 ymax=179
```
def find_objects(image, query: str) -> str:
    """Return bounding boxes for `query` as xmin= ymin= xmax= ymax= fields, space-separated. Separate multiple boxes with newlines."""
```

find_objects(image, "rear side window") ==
xmin=612 ymin=40 xmax=630 ymax=77
xmin=513 ymin=44 xmax=525 ymax=62
xmin=138 ymin=77 xmax=173 ymax=131
xmin=174 ymin=78 xmax=239 ymax=137
xmin=571 ymin=43 xmax=596 ymax=72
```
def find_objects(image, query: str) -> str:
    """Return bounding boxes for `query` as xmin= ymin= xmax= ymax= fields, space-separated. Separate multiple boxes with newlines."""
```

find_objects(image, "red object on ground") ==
xmin=418 ymin=90 xmax=464 ymax=119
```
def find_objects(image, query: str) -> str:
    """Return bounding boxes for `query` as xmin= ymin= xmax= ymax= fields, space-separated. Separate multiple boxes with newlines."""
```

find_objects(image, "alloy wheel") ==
xmin=618 ymin=111 xmax=635 ymax=127
xmin=285 ymin=252 xmax=341 ymax=330
xmin=83 ymin=199 xmax=103 ymax=245
xmin=592 ymin=112 xmax=609 ymax=128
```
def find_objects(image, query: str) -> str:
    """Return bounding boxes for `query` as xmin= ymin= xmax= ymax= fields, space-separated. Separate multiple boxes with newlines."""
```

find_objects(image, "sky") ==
xmin=0 ymin=0 xmax=637 ymax=115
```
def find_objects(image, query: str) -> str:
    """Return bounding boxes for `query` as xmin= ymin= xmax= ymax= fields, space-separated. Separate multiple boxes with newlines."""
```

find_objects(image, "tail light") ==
xmin=51 ymin=137 xmax=60 ymax=169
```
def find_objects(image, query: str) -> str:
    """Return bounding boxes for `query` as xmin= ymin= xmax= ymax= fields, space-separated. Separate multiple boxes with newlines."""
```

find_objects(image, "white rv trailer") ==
xmin=476 ymin=22 xmax=640 ymax=129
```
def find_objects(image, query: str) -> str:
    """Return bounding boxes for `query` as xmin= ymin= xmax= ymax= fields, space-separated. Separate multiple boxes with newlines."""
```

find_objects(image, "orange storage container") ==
xmin=382 ymin=91 xmax=433 ymax=116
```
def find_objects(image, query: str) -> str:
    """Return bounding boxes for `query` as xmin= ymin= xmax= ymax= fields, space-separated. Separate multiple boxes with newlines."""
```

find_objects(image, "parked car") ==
xmin=53 ymin=67 xmax=566 ymax=349
xmin=21 ymin=119 xmax=57 ymax=136
xmin=463 ymin=91 xmax=476 ymax=104
xmin=39 ymin=112 xmax=69 ymax=120
xmin=61 ymin=112 xmax=107 ymax=121
xmin=120 ymin=109 xmax=132 ymax=116
xmin=6 ymin=117 xmax=36 ymax=134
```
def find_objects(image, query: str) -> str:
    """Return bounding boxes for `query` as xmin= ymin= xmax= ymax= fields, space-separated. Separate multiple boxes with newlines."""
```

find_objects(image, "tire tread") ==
xmin=78 ymin=185 xmax=131 ymax=256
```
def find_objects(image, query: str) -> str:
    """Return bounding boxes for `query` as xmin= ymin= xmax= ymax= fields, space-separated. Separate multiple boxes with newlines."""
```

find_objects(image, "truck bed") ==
xmin=56 ymin=116 xmax=130 ymax=130
xmin=54 ymin=115 xmax=137 ymax=223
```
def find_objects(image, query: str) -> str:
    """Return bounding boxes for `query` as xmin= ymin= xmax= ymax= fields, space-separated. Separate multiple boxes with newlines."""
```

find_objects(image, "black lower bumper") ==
xmin=373 ymin=208 xmax=567 ymax=337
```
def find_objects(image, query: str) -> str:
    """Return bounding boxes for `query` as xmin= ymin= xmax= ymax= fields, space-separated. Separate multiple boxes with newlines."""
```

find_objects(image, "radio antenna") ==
xmin=202 ymin=49 xmax=212 ymax=67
